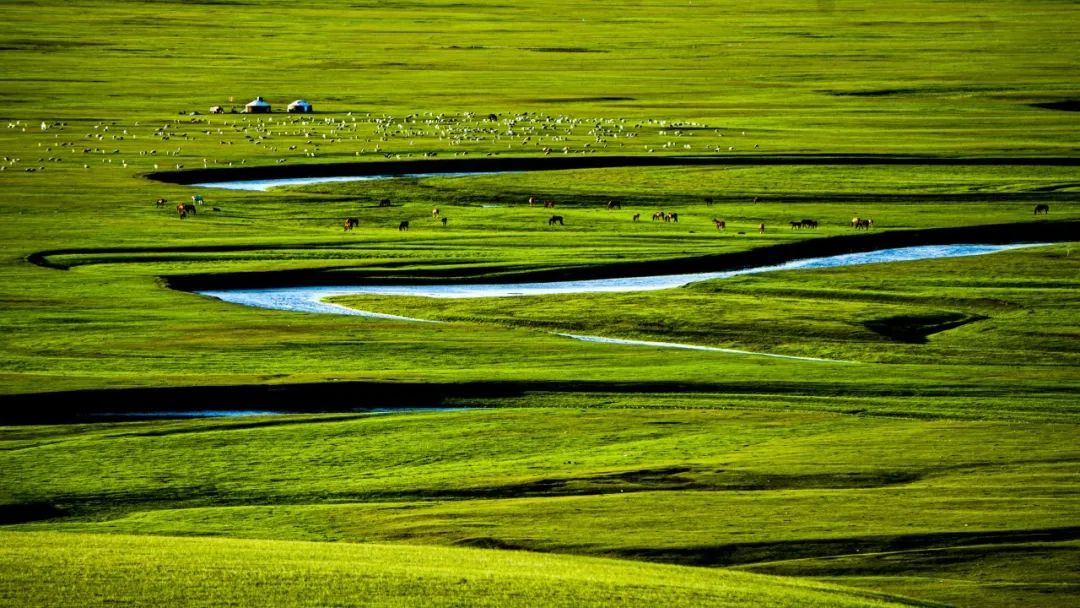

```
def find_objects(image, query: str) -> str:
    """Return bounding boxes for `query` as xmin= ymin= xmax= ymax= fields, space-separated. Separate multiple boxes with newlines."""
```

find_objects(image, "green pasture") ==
xmin=0 ymin=531 xmax=920 ymax=608
xmin=1 ymin=0 xmax=1078 ymax=606
xmin=4 ymin=409 xmax=1078 ymax=607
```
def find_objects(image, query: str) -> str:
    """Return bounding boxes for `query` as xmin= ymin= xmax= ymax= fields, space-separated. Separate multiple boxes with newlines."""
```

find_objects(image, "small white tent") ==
xmin=244 ymin=96 xmax=271 ymax=113
xmin=287 ymin=99 xmax=313 ymax=113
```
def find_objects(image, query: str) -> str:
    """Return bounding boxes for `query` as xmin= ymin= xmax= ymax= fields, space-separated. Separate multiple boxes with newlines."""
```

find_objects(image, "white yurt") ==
xmin=287 ymin=99 xmax=313 ymax=113
xmin=244 ymin=96 xmax=271 ymax=113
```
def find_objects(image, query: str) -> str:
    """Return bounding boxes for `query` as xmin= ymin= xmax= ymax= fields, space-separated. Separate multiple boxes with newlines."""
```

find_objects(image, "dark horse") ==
xmin=398 ymin=220 xmax=410 ymax=231
xmin=549 ymin=215 xmax=564 ymax=226
xmin=343 ymin=217 xmax=359 ymax=231
xmin=1034 ymin=204 xmax=1050 ymax=215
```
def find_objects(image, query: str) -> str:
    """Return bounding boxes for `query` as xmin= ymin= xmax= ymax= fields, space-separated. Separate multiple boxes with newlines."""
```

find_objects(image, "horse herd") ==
xmin=160 ymin=195 xmax=1052 ymax=230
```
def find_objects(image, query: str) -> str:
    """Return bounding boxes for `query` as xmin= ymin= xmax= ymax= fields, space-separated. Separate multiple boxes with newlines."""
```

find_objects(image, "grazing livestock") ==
xmin=1034 ymin=204 xmax=1050 ymax=215
xmin=704 ymin=197 xmax=714 ymax=206
xmin=800 ymin=219 xmax=818 ymax=229
xmin=379 ymin=198 xmax=392 ymax=207
xmin=176 ymin=203 xmax=196 ymax=218
xmin=441 ymin=217 xmax=448 ymax=226
xmin=432 ymin=207 xmax=440 ymax=218
xmin=398 ymin=220 xmax=409 ymax=231
xmin=665 ymin=212 xmax=678 ymax=223
xmin=758 ymin=223 xmax=766 ymax=234
xmin=712 ymin=218 xmax=726 ymax=230
xmin=548 ymin=215 xmax=564 ymax=226
xmin=191 ymin=194 xmax=204 ymax=205
xmin=343 ymin=217 xmax=359 ymax=231
xmin=853 ymin=218 xmax=873 ymax=230
xmin=632 ymin=213 xmax=640 ymax=222
xmin=652 ymin=211 xmax=664 ymax=221
xmin=528 ymin=196 xmax=536 ymax=207
xmin=790 ymin=221 xmax=802 ymax=229
xmin=155 ymin=198 xmax=168 ymax=208
xmin=543 ymin=200 xmax=556 ymax=208
xmin=607 ymin=200 xmax=621 ymax=210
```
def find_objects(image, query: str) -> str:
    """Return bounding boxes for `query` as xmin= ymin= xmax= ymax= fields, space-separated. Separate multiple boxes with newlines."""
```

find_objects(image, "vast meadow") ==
xmin=1 ymin=1 xmax=1078 ymax=606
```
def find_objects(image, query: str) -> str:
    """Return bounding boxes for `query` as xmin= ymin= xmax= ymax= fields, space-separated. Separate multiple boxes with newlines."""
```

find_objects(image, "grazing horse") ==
xmin=632 ymin=213 xmax=640 ymax=222
xmin=607 ymin=200 xmax=621 ymax=210
xmin=528 ymin=196 xmax=536 ymax=207
xmin=652 ymin=211 xmax=664 ymax=221
xmin=441 ymin=217 xmax=448 ymax=226
xmin=191 ymin=194 xmax=204 ymax=205
xmin=543 ymin=200 xmax=556 ymax=208
xmin=548 ymin=215 xmax=564 ymax=226
xmin=343 ymin=217 xmax=359 ymax=231
xmin=398 ymin=220 xmax=409 ymax=231
xmin=853 ymin=218 xmax=872 ymax=230
xmin=432 ymin=207 xmax=440 ymax=218
xmin=758 ymin=222 xmax=766 ymax=234
xmin=790 ymin=221 xmax=802 ymax=229
xmin=665 ymin=212 xmax=678 ymax=223
xmin=176 ymin=203 xmax=196 ymax=218
xmin=704 ymin=197 xmax=714 ymax=206
xmin=1034 ymin=204 xmax=1050 ymax=215
xmin=712 ymin=218 xmax=726 ymax=231
xmin=155 ymin=198 xmax=168 ymax=208
xmin=379 ymin=198 xmax=392 ymax=207
xmin=800 ymin=219 xmax=818 ymax=229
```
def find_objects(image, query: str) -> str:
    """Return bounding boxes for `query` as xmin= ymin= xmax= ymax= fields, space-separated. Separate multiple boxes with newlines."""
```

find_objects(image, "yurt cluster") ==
xmin=209 ymin=97 xmax=314 ymax=114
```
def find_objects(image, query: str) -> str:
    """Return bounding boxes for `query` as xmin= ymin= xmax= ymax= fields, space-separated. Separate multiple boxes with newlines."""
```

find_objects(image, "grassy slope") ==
xmin=4 ymin=410 xmax=1078 ymax=605
xmin=0 ymin=531 xmax=918 ymax=608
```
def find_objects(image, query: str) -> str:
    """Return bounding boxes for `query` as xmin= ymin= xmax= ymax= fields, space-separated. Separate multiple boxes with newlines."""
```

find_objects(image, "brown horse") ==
xmin=758 ymin=222 xmax=766 ymax=234
xmin=543 ymin=200 xmax=556 ymax=208
xmin=713 ymin=218 xmax=726 ymax=231
xmin=432 ymin=207 xmax=440 ymax=218
xmin=652 ymin=211 xmax=664 ymax=221
xmin=343 ymin=217 xmax=359 ymax=231
xmin=632 ymin=213 xmax=640 ymax=222
xmin=1034 ymin=204 xmax=1050 ymax=215
xmin=548 ymin=215 xmax=564 ymax=226
xmin=853 ymin=218 xmax=872 ymax=230
xmin=176 ymin=203 xmax=196 ymax=218
xmin=155 ymin=198 xmax=168 ymax=208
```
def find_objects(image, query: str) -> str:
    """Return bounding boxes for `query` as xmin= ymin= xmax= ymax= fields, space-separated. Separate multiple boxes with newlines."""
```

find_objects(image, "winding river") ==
xmin=198 ymin=243 xmax=1045 ymax=362
xmin=165 ymin=168 xmax=1058 ymax=363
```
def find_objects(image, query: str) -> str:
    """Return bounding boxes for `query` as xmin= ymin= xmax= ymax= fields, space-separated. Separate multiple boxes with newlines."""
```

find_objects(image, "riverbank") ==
xmin=145 ymin=154 xmax=1080 ymax=187
xmin=157 ymin=220 xmax=1077 ymax=290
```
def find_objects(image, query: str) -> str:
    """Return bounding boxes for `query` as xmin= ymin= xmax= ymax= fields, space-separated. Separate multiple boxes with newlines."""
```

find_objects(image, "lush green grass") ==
xmin=740 ymin=540 xmax=1080 ymax=608
xmin=4 ymin=409 xmax=1078 ymax=606
xmin=0 ymin=531 xmax=922 ymax=608
xmin=1 ymin=1 xmax=1078 ymax=606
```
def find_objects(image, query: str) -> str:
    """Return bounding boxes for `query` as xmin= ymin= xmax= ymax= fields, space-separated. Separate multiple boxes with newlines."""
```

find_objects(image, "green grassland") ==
xmin=0 ymin=531 xmax=922 ymax=608
xmin=1 ymin=0 xmax=1079 ymax=606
